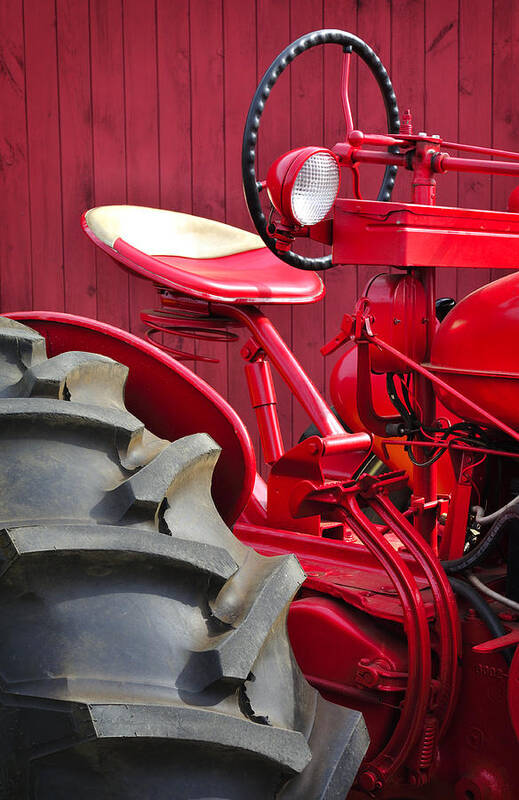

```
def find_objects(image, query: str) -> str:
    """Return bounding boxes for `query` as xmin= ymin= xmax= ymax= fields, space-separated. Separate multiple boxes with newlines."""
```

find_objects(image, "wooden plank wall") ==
xmin=1 ymin=0 xmax=518 ymax=460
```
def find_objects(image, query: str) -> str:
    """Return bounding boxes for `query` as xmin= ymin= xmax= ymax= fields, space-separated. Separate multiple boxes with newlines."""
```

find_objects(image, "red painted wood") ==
xmin=492 ymin=0 xmax=519 ymax=282
xmin=425 ymin=0 xmax=458 ymax=300
xmin=323 ymin=0 xmax=358 ymax=403
xmin=256 ymin=0 xmax=293 ymax=456
xmin=189 ymin=0 xmax=227 ymax=399
xmin=0 ymin=0 xmax=32 ymax=312
xmin=24 ymin=0 xmax=64 ymax=312
xmin=357 ymin=0 xmax=392 ymax=292
xmin=2 ymin=0 xmax=517 ymax=466
xmin=457 ymin=0 xmax=492 ymax=299
xmin=290 ymin=0 xmax=325 ymax=442
xmin=90 ymin=0 xmax=129 ymax=330
xmin=223 ymin=0 xmax=261 ymax=463
xmin=392 ymin=0 xmax=425 ymax=206
xmin=156 ymin=0 xmax=192 ymax=360
xmin=123 ymin=0 xmax=160 ymax=336
xmin=157 ymin=0 xmax=192 ymax=215
xmin=56 ymin=0 xmax=97 ymax=318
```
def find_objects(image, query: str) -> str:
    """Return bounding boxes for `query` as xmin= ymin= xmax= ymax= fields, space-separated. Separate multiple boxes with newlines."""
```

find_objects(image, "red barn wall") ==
xmin=1 ymin=0 xmax=518 ymax=458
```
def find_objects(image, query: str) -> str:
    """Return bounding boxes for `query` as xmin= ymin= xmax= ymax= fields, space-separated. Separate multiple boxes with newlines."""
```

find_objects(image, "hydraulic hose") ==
xmin=441 ymin=508 xmax=519 ymax=575
xmin=468 ymin=572 xmax=519 ymax=614
xmin=474 ymin=495 xmax=519 ymax=525
xmin=448 ymin=577 xmax=513 ymax=666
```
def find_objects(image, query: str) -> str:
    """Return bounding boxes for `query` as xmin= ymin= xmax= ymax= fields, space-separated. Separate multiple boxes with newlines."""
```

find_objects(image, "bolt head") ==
xmin=358 ymin=770 xmax=377 ymax=792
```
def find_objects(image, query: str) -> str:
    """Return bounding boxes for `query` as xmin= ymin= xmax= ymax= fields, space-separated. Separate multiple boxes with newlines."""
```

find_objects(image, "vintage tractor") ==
xmin=3 ymin=27 xmax=519 ymax=799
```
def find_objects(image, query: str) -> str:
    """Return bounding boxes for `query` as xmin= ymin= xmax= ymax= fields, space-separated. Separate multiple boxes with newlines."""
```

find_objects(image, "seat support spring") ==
xmin=140 ymin=307 xmax=239 ymax=363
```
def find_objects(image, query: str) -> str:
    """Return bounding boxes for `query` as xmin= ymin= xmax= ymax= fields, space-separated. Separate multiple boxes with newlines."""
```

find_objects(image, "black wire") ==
xmin=400 ymin=384 xmax=415 ymax=421
xmin=384 ymin=377 xmax=516 ymax=664
xmin=442 ymin=508 xmax=519 ymax=574
xmin=448 ymin=577 xmax=513 ymax=666
xmin=407 ymin=442 xmax=447 ymax=468
xmin=386 ymin=372 xmax=449 ymax=466
xmin=386 ymin=373 xmax=417 ymax=430
xmin=385 ymin=373 xmax=505 ymax=466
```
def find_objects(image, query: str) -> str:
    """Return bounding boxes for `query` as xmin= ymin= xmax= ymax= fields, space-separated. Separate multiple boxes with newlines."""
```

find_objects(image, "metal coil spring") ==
xmin=140 ymin=308 xmax=239 ymax=363
xmin=411 ymin=714 xmax=439 ymax=776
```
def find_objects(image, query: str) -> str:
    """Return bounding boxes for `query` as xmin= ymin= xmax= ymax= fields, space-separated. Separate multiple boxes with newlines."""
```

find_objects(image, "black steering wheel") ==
xmin=242 ymin=29 xmax=400 ymax=271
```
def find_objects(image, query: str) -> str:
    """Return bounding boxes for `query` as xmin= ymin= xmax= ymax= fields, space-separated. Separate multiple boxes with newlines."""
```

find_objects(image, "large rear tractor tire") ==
xmin=0 ymin=317 xmax=368 ymax=799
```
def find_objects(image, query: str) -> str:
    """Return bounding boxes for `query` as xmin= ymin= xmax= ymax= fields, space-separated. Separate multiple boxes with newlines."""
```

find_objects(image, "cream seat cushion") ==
xmin=85 ymin=205 xmax=266 ymax=259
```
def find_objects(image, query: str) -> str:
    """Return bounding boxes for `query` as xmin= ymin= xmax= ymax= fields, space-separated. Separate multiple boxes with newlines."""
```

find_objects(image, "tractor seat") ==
xmin=82 ymin=205 xmax=324 ymax=305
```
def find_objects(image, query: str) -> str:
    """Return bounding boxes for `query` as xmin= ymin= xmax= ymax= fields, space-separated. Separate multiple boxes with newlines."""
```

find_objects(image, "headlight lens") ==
xmin=290 ymin=151 xmax=340 ymax=225
xmin=266 ymin=146 xmax=340 ymax=228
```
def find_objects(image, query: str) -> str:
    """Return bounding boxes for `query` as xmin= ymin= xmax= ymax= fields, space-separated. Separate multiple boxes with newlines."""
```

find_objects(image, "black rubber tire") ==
xmin=0 ymin=317 xmax=368 ymax=799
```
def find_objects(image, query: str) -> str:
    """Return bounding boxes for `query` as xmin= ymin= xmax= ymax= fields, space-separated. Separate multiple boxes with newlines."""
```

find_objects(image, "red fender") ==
xmin=6 ymin=311 xmax=256 ymax=526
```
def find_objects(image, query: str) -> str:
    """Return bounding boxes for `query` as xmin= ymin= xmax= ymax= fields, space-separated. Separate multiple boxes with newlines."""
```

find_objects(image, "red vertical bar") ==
xmin=340 ymin=52 xmax=354 ymax=136
xmin=25 ymin=0 xmax=64 ymax=312
xmin=190 ymin=0 xmax=225 ymax=223
xmin=90 ymin=0 xmax=129 ymax=330
xmin=123 ymin=0 xmax=160 ymax=336
xmin=289 ymin=0 xmax=325 ymax=444
xmin=223 ymin=0 xmax=261 ymax=463
xmin=457 ymin=0 xmax=492 ymax=300
xmin=357 ymin=0 xmax=392 ymax=290
xmin=425 ymin=0 xmax=458 ymax=301
xmin=257 ymin=0 xmax=293 ymax=463
xmin=392 ymin=0 xmax=437 ymax=531
xmin=245 ymin=358 xmax=284 ymax=464
xmin=157 ymin=0 xmax=192 ymax=215
xmin=492 ymin=0 xmax=519 ymax=281
xmin=0 ymin=0 xmax=32 ymax=312
xmin=190 ymin=0 xmax=228 ymax=399
xmin=57 ymin=0 xmax=97 ymax=318
xmin=323 ymin=0 xmax=358 ymax=404
xmin=156 ymin=0 xmax=192 ymax=358
xmin=392 ymin=0 xmax=425 ymax=205
xmin=439 ymin=455 xmax=473 ymax=560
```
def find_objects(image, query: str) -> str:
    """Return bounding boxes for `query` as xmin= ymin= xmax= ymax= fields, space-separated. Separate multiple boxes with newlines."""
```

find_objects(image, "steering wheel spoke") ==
xmin=341 ymin=48 xmax=355 ymax=137
xmin=242 ymin=29 xmax=400 ymax=271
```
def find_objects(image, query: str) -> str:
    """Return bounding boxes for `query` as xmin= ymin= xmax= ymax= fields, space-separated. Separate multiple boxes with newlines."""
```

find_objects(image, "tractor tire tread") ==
xmin=0 ymin=317 xmax=368 ymax=799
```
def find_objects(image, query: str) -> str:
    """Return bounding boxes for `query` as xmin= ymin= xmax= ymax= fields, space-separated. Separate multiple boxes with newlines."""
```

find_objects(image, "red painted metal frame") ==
xmin=364 ymin=332 xmax=519 ymax=445
xmin=241 ymin=75 xmax=519 ymax=793
xmin=238 ymin=466 xmax=461 ymax=790
xmin=340 ymin=51 xmax=354 ymax=138
xmin=332 ymin=198 xmax=519 ymax=270
xmin=211 ymin=302 xmax=347 ymax=439
xmin=74 ymin=35 xmax=519 ymax=797
xmin=430 ymin=270 xmax=519 ymax=432
xmin=242 ymin=343 xmax=284 ymax=465
xmin=154 ymin=293 xmax=354 ymax=467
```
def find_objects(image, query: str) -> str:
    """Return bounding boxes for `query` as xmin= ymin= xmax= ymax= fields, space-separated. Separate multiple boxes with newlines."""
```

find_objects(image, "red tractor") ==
xmin=2 ymin=28 xmax=519 ymax=800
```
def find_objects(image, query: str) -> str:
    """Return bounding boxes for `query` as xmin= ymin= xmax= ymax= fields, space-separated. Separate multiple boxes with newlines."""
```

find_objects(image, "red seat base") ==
xmin=82 ymin=206 xmax=324 ymax=305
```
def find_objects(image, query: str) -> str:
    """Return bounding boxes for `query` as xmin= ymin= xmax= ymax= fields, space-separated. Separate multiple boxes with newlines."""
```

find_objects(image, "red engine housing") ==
xmin=362 ymin=273 xmax=428 ymax=373
xmin=431 ymin=270 xmax=519 ymax=432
